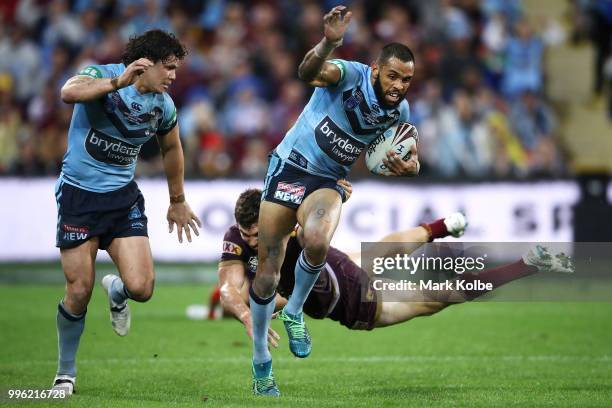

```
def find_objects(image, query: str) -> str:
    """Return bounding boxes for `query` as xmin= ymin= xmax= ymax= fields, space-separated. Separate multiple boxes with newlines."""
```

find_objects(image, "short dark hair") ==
xmin=377 ymin=43 xmax=415 ymax=65
xmin=121 ymin=29 xmax=188 ymax=66
xmin=235 ymin=189 xmax=262 ymax=228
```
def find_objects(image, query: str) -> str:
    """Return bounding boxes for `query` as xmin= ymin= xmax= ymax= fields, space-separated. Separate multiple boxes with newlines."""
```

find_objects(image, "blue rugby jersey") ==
xmin=59 ymin=63 xmax=177 ymax=192
xmin=275 ymin=59 xmax=410 ymax=179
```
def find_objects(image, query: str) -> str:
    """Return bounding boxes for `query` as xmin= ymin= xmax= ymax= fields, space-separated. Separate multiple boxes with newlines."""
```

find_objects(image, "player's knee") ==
xmin=66 ymin=280 xmax=94 ymax=306
xmin=254 ymin=272 xmax=280 ymax=298
xmin=125 ymin=278 xmax=154 ymax=302
xmin=302 ymin=230 xmax=330 ymax=262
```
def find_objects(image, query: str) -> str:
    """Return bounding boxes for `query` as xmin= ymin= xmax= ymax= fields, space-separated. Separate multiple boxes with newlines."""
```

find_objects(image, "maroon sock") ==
xmin=459 ymin=260 xmax=538 ymax=300
xmin=421 ymin=218 xmax=449 ymax=241
xmin=208 ymin=286 xmax=221 ymax=319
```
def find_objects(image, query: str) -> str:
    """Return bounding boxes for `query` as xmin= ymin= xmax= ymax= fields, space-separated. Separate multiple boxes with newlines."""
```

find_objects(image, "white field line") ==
xmin=4 ymin=355 xmax=612 ymax=367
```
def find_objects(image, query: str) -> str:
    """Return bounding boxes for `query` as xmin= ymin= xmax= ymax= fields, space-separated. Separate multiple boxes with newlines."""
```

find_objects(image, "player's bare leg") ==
xmin=107 ymin=236 xmax=155 ymax=301
xmin=375 ymin=301 xmax=450 ymax=328
xmin=278 ymin=188 xmax=343 ymax=358
xmin=352 ymin=225 xmax=431 ymax=266
xmin=365 ymin=217 xmax=465 ymax=327
xmin=374 ymin=246 xmax=574 ymax=328
xmin=379 ymin=226 xmax=430 ymax=244
xmin=384 ymin=211 xmax=466 ymax=246
xmin=252 ymin=202 xmax=296 ymax=298
xmin=374 ymin=279 xmax=455 ymax=328
xmin=295 ymin=188 xmax=343 ymax=266
xmin=103 ymin=236 xmax=155 ymax=336
xmin=53 ymin=238 xmax=99 ymax=395
xmin=349 ymin=213 xmax=467 ymax=266
xmin=251 ymin=201 xmax=296 ymax=396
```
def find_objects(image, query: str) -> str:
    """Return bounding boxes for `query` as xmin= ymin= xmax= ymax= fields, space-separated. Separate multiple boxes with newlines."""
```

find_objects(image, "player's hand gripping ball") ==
xmin=365 ymin=122 xmax=418 ymax=175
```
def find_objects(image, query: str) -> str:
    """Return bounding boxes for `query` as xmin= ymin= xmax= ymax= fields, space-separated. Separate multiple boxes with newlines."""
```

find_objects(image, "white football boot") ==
xmin=52 ymin=374 xmax=75 ymax=396
xmin=444 ymin=212 xmax=468 ymax=238
xmin=523 ymin=245 xmax=575 ymax=274
xmin=101 ymin=274 xmax=131 ymax=336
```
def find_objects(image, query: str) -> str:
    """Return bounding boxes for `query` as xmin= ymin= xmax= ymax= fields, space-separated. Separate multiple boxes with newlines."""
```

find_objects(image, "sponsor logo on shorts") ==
xmin=131 ymin=221 xmax=145 ymax=229
xmin=248 ymin=256 xmax=258 ymax=273
xmin=62 ymin=224 xmax=89 ymax=241
xmin=85 ymin=129 xmax=141 ymax=166
xmin=223 ymin=241 xmax=242 ymax=256
xmin=128 ymin=204 xmax=142 ymax=220
xmin=315 ymin=116 xmax=365 ymax=165
xmin=274 ymin=182 xmax=306 ymax=204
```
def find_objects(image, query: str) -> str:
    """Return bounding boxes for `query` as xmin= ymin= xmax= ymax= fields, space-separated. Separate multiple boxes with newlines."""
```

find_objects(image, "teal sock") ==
xmin=284 ymin=251 xmax=323 ymax=316
xmin=109 ymin=278 xmax=130 ymax=305
xmin=56 ymin=301 xmax=85 ymax=377
xmin=249 ymin=286 xmax=275 ymax=365
xmin=253 ymin=360 xmax=273 ymax=378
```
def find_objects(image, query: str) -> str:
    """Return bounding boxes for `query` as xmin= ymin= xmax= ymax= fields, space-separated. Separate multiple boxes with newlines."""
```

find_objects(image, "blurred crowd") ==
xmin=0 ymin=0 xmax=580 ymax=180
xmin=570 ymin=0 xmax=612 ymax=119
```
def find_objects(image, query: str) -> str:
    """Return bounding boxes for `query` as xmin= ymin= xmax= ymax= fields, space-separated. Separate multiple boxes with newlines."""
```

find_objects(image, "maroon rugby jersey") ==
xmin=220 ymin=224 xmax=366 ymax=320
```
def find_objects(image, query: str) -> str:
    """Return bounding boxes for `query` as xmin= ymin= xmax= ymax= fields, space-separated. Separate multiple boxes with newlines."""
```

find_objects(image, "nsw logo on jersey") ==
xmin=315 ymin=116 xmax=365 ymax=165
xmin=85 ymin=129 xmax=141 ymax=166
xmin=342 ymin=87 xmax=400 ymax=135
xmin=343 ymin=88 xmax=365 ymax=111
xmin=274 ymin=182 xmax=306 ymax=204
xmin=103 ymin=93 xmax=163 ymax=138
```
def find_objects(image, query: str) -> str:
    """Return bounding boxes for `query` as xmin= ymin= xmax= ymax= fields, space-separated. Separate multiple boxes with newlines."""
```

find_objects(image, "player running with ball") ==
xmin=51 ymin=30 xmax=201 ymax=395
xmin=250 ymin=5 xmax=418 ymax=396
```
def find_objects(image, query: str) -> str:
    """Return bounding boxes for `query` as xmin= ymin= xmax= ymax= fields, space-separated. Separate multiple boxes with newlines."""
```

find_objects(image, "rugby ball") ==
xmin=365 ymin=122 xmax=418 ymax=175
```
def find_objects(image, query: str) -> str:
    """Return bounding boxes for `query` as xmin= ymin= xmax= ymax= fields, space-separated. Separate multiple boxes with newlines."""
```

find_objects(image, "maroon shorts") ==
xmin=326 ymin=262 xmax=382 ymax=331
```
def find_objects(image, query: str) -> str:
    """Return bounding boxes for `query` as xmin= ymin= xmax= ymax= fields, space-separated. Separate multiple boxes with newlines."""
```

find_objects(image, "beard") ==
xmin=373 ymin=74 xmax=404 ymax=109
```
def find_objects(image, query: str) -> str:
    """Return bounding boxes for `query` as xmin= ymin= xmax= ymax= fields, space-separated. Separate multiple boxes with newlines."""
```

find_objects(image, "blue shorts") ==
xmin=55 ymin=179 xmax=148 ymax=250
xmin=262 ymin=152 xmax=345 ymax=210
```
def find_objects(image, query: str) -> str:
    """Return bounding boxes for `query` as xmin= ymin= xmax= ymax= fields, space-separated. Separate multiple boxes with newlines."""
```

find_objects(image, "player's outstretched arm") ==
xmin=219 ymin=261 xmax=280 ymax=348
xmin=298 ymin=5 xmax=352 ymax=87
xmin=60 ymin=58 xmax=154 ymax=103
xmin=157 ymin=126 xmax=202 ymax=243
xmin=382 ymin=143 xmax=420 ymax=177
xmin=219 ymin=261 xmax=251 ymax=322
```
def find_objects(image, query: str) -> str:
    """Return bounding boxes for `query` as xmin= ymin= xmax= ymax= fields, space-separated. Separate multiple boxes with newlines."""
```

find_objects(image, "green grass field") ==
xmin=1 ymin=282 xmax=611 ymax=407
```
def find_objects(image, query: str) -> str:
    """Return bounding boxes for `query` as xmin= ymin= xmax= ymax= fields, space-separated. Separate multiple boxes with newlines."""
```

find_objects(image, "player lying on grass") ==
xmin=217 ymin=187 xmax=574 ymax=394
